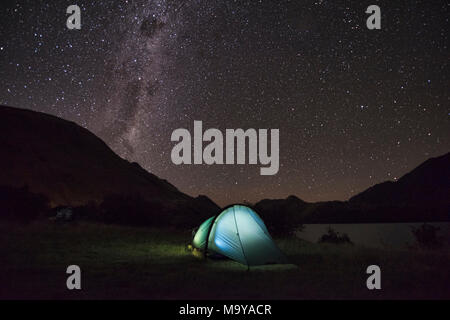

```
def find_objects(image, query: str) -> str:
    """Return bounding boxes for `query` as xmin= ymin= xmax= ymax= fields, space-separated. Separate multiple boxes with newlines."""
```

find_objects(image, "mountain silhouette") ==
xmin=349 ymin=152 xmax=449 ymax=207
xmin=255 ymin=153 xmax=449 ymax=224
xmin=1 ymin=105 xmax=448 ymax=225
xmin=0 ymin=105 xmax=219 ymax=225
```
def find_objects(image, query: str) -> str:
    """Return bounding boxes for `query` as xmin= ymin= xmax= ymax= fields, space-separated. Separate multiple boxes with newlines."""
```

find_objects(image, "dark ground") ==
xmin=0 ymin=222 xmax=449 ymax=299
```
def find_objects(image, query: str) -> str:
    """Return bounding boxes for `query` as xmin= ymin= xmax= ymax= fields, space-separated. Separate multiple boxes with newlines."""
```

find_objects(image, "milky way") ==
xmin=0 ymin=1 xmax=448 ymax=206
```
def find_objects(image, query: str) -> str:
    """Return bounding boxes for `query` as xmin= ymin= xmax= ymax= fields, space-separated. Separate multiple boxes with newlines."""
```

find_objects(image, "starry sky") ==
xmin=0 ymin=0 xmax=448 ymax=206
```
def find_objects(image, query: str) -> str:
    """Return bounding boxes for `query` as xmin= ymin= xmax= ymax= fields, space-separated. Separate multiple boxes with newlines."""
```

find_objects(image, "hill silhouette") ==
xmin=255 ymin=153 xmax=449 ymax=224
xmin=349 ymin=152 xmax=449 ymax=208
xmin=0 ymin=105 xmax=219 ymax=226
xmin=0 ymin=105 xmax=448 ymax=226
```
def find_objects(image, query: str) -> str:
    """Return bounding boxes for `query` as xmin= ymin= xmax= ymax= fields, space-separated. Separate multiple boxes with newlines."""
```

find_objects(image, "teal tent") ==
xmin=192 ymin=205 xmax=287 ymax=266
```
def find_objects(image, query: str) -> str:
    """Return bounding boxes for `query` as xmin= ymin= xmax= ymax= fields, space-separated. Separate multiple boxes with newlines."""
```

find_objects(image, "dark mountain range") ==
xmin=255 ymin=153 xmax=450 ymax=225
xmin=0 ymin=105 xmax=219 ymax=226
xmin=0 ymin=105 xmax=448 ymax=227
xmin=349 ymin=152 xmax=449 ymax=207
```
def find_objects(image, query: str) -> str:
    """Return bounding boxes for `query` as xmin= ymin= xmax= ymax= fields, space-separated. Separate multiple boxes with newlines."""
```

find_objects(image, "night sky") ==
xmin=0 ymin=1 xmax=448 ymax=206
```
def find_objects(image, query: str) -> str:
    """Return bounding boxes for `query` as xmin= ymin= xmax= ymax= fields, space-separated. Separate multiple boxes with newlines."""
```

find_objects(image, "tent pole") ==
xmin=233 ymin=207 xmax=249 ymax=267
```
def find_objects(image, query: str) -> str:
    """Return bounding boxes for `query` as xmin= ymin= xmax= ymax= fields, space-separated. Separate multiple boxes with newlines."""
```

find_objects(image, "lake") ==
xmin=296 ymin=222 xmax=450 ymax=249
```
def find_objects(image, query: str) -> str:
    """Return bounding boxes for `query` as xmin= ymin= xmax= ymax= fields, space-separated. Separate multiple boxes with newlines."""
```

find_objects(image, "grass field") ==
xmin=0 ymin=222 xmax=449 ymax=299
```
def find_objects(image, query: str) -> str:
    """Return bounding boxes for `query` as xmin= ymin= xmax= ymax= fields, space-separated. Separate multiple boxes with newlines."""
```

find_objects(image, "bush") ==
xmin=72 ymin=201 xmax=99 ymax=220
xmin=318 ymin=227 xmax=353 ymax=244
xmin=263 ymin=213 xmax=302 ymax=237
xmin=411 ymin=223 xmax=443 ymax=249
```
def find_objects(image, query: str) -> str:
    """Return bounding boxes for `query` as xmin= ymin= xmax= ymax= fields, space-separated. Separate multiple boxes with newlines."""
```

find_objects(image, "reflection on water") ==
xmin=297 ymin=222 xmax=450 ymax=249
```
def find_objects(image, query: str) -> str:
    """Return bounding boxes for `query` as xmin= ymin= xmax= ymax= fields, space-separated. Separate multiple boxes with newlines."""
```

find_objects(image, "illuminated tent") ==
xmin=192 ymin=204 xmax=287 ymax=266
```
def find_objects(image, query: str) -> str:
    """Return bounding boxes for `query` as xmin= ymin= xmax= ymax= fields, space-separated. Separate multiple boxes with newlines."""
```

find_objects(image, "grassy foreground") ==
xmin=0 ymin=222 xmax=449 ymax=299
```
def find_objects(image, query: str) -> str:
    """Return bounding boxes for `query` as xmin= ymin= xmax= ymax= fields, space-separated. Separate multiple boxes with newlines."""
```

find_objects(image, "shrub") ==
xmin=318 ymin=227 xmax=353 ymax=244
xmin=263 ymin=212 xmax=302 ymax=237
xmin=411 ymin=223 xmax=443 ymax=249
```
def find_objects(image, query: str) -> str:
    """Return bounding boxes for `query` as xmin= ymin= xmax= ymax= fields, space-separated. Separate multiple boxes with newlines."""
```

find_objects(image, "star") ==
xmin=0 ymin=1 xmax=448 ymax=206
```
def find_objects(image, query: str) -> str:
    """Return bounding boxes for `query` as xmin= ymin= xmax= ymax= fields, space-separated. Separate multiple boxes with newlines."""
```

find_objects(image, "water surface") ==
xmin=297 ymin=222 xmax=450 ymax=249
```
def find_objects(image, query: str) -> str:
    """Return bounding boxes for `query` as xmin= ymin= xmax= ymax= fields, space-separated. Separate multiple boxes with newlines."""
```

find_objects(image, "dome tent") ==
xmin=192 ymin=204 xmax=287 ymax=266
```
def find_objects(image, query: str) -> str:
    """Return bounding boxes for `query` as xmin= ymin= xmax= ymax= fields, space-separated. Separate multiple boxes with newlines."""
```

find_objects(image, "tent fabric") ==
xmin=193 ymin=205 xmax=287 ymax=266
xmin=192 ymin=216 xmax=215 ymax=250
